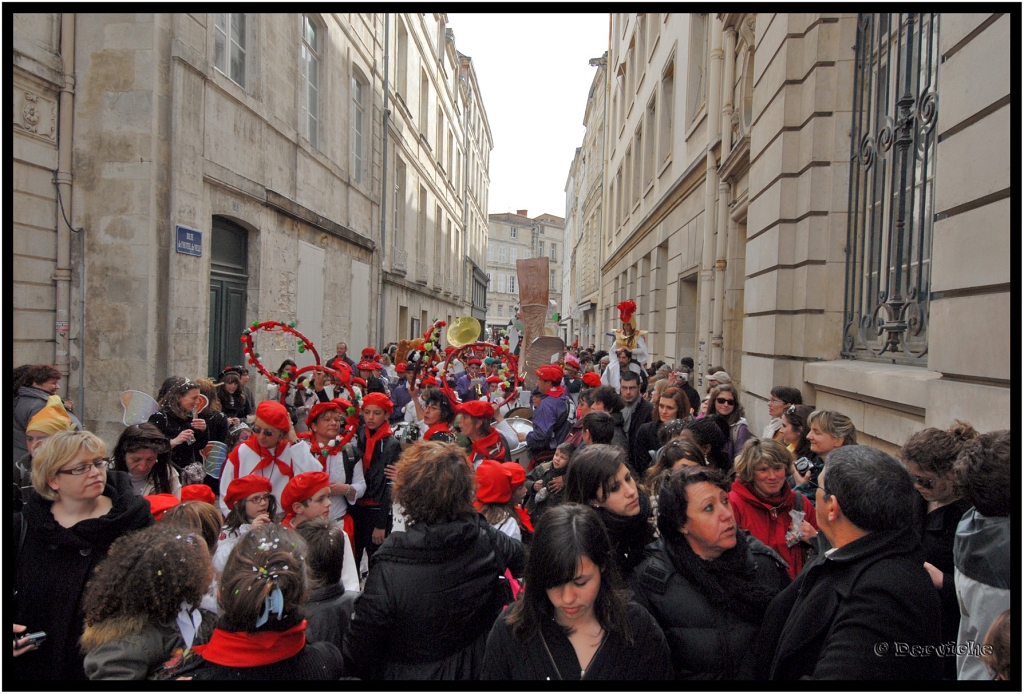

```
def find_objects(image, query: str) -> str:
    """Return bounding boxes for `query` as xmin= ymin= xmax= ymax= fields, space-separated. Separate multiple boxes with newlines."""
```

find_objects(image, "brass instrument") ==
xmin=446 ymin=316 xmax=482 ymax=349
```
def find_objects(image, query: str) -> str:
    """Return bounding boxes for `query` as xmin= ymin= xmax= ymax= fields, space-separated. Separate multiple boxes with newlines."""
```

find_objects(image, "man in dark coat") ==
xmin=754 ymin=446 xmax=942 ymax=680
xmin=620 ymin=371 xmax=653 ymax=474
xmin=522 ymin=365 xmax=571 ymax=469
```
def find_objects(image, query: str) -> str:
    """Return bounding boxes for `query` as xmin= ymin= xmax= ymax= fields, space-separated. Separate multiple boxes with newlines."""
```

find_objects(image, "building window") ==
xmin=550 ymin=243 xmax=557 ymax=261
xmin=632 ymin=126 xmax=642 ymax=204
xmin=686 ymin=14 xmax=708 ymax=126
xmin=396 ymin=19 xmax=409 ymax=100
xmin=508 ymin=275 xmax=517 ymax=294
xmin=659 ymin=60 xmax=674 ymax=162
xmin=214 ymin=13 xmax=246 ymax=87
xmin=498 ymin=245 xmax=506 ymax=263
xmin=510 ymin=227 xmax=518 ymax=239
xmin=644 ymin=94 xmax=656 ymax=185
xmin=843 ymin=13 xmax=938 ymax=361
xmin=522 ymin=248 xmax=530 ymax=259
xmin=498 ymin=305 xmax=503 ymax=317
xmin=550 ymin=270 xmax=556 ymax=290
xmin=538 ymin=240 xmax=544 ymax=257
xmin=393 ymin=158 xmax=406 ymax=253
xmin=436 ymin=106 xmax=444 ymax=165
xmin=487 ymin=243 xmax=494 ymax=261
xmin=351 ymin=72 xmax=368 ymax=182
xmin=487 ymin=272 xmax=492 ymax=290
xmin=299 ymin=15 xmax=321 ymax=147
xmin=510 ymin=247 xmax=518 ymax=263
xmin=419 ymin=71 xmax=430 ymax=138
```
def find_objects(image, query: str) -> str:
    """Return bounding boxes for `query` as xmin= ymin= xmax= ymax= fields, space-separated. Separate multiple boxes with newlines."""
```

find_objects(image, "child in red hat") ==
xmin=281 ymin=472 xmax=332 ymax=529
xmin=458 ymin=400 xmax=512 ymax=468
xmin=212 ymin=474 xmax=276 ymax=575
xmin=352 ymin=392 xmax=402 ymax=569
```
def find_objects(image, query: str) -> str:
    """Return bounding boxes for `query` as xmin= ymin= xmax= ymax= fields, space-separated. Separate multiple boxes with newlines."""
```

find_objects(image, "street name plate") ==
xmin=176 ymin=225 xmax=202 ymax=257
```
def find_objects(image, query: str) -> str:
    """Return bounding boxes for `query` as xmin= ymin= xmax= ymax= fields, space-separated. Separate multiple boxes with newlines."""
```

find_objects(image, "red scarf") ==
xmin=544 ymin=384 xmax=567 ymax=399
xmin=363 ymin=423 xmax=393 ymax=472
xmin=470 ymin=429 xmax=503 ymax=460
xmin=515 ymin=506 xmax=534 ymax=533
xmin=193 ymin=621 xmax=307 ymax=667
xmin=424 ymin=422 xmax=452 ymax=441
xmin=244 ymin=438 xmax=294 ymax=478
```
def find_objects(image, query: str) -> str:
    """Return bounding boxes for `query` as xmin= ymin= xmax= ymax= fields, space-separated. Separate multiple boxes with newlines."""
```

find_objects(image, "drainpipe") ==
xmin=596 ymin=30 xmax=610 ymax=339
xmin=55 ymin=13 xmax=76 ymax=406
xmin=459 ymin=73 xmax=470 ymax=317
xmin=712 ymin=26 xmax=736 ymax=367
xmin=375 ymin=13 xmax=391 ymax=349
xmin=697 ymin=17 xmax=724 ymax=390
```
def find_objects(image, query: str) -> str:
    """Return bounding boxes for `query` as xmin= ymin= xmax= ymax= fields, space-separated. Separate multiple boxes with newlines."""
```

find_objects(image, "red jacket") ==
xmin=729 ymin=478 xmax=817 ymax=580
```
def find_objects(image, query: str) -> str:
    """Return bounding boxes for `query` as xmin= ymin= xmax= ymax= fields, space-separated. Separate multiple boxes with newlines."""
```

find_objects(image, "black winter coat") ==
xmin=343 ymin=512 xmax=526 ymax=680
xmin=354 ymin=425 xmax=402 ymax=517
xmin=182 ymin=642 xmax=344 ymax=680
xmin=148 ymin=409 xmax=209 ymax=470
xmin=623 ymin=397 xmax=653 ymax=473
xmin=304 ymin=584 xmax=359 ymax=654
xmin=754 ymin=527 xmax=943 ymax=680
xmin=480 ymin=602 xmax=674 ymax=680
xmin=633 ymin=421 xmax=661 ymax=478
xmin=630 ymin=534 xmax=790 ymax=679
xmin=13 ymin=471 xmax=154 ymax=681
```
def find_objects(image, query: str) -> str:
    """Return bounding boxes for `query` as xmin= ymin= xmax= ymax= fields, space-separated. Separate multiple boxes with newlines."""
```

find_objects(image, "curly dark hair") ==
xmin=111 ymin=423 xmax=178 ymax=495
xmin=17 ymin=364 xmax=62 ymax=392
xmin=218 ymin=524 xmax=307 ymax=633
xmin=392 ymin=440 xmax=476 ymax=525
xmin=686 ymin=416 xmax=731 ymax=474
xmin=82 ymin=523 xmax=213 ymax=629
xmin=656 ymin=465 xmax=731 ymax=541
xmin=953 ymin=429 xmax=1010 ymax=517
xmin=647 ymin=439 xmax=708 ymax=499
xmin=157 ymin=378 xmax=200 ymax=419
xmin=422 ymin=387 xmax=455 ymax=424
xmin=900 ymin=420 xmax=978 ymax=477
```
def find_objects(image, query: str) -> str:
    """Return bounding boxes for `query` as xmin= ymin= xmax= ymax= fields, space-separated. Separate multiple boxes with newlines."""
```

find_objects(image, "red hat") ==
xmin=360 ymin=347 xmax=377 ymax=359
xmin=445 ymin=346 xmax=457 ymax=355
xmin=332 ymin=398 xmax=354 ymax=412
xmin=306 ymin=401 xmax=343 ymax=429
xmin=145 ymin=493 xmax=181 ymax=521
xmin=224 ymin=474 xmax=273 ymax=510
xmin=255 ymin=400 xmax=291 ymax=432
xmin=617 ymin=300 xmax=637 ymax=324
xmin=564 ymin=354 xmax=580 ymax=369
xmin=281 ymin=471 xmax=331 ymax=527
xmin=458 ymin=400 xmax=495 ymax=420
xmin=395 ymin=363 xmax=408 ymax=373
xmin=467 ymin=357 xmax=483 ymax=366
xmin=535 ymin=364 xmax=564 ymax=383
xmin=361 ymin=392 xmax=394 ymax=414
xmin=356 ymin=360 xmax=377 ymax=371
xmin=352 ymin=377 xmax=367 ymax=387
xmin=582 ymin=372 xmax=601 ymax=387
xmin=421 ymin=376 xmax=438 ymax=387
xmin=474 ymin=460 xmax=512 ymax=509
xmin=485 ymin=375 xmax=502 ymax=384
xmin=180 ymin=484 xmax=217 ymax=506
xmin=502 ymin=462 xmax=526 ymax=490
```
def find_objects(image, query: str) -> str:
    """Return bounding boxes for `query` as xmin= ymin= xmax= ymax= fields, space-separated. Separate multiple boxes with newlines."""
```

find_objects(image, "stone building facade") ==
xmin=485 ymin=211 xmax=564 ymax=339
xmin=568 ymin=12 xmax=1009 ymax=450
xmin=12 ymin=13 xmax=491 ymax=445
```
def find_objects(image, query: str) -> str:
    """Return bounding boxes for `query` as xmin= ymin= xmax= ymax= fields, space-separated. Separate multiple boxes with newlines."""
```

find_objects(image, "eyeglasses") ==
xmin=715 ymin=397 xmax=736 ymax=406
xmin=912 ymin=475 xmax=938 ymax=490
xmin=768 ymin=397 xmax=783 ymax=405
xmin=246 ymin=494 xmax=271 ymax=504
xmin=251 ymin=425 xmax=279 ymax=436
xmin=58 ymin=458 xmax=108 ymax=476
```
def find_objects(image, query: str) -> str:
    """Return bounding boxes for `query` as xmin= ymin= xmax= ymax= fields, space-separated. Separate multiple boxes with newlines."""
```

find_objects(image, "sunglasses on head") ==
xmin=715 ymin=397 xmax=735 ymax=406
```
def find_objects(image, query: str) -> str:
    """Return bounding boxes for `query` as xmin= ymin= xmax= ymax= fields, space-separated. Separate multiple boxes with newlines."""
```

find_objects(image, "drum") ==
xmin=505 ymin=407 xmax=534 ymax=421
xmin=505 ymin=417 xmax=534 ymax=463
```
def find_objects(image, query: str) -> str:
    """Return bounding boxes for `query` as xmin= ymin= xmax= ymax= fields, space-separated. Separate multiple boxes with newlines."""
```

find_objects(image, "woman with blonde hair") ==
xmin=793 ymin=409 xmax=857 ymax=502
xmin=13 ymin=430 xmax=153 ymax=681
xmin=728 ymin=438 xmax=818 ymax=579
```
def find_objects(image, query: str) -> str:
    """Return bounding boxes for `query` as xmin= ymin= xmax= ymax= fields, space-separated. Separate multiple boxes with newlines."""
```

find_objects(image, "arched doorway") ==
xmin=208 ymin=217 xmax=249 ymax=377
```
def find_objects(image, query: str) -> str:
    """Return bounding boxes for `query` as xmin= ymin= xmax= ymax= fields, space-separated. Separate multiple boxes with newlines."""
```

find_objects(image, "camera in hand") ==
xmin=794 ymin=456 xmax=814 ymax=474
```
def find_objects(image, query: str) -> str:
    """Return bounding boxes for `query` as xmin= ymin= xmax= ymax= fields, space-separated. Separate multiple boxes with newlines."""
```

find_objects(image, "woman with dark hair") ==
xmin=481 ymin=503 xmax=672 ymax=680
xmin=563 ymin=444 xmax=653 ymax=578
xmin=634 ymin=387 xmax=692 ymax=479
xmin=900 ymin=420 xmax=978 ymax=679
xmin=195 ymin=378 xmax=229 ymax=444
xmin=112 ymin=423 xmax=181 ymax=497
xmin=410 ymin=386 xmax=458 ymax=443
xmin=148 ymin=379 xmax=209 ymax=473
xmin=630 ymin=466 xmax=790 ymax=679
xmin=779 ymin=404 xmax=814 ymax=458
xmin=80 ymin=524 xmax=215 ymax=679
xmin=176 ymin=524 xmax=344 ymax=679
xmin=13 ymin=431 xmax=153 ymax=681
xmin=13 ymin=363 xmax=64 ymax=460
xmin=763 ymin=386 xmax=803 ymax=440
xmin=685 ymin=416 xmax=732 ymax=475
xmin=646 ymin=439 xmax=708 ymax=508
xmin=706 ymin=384 xmax=751 ymax=462
xmin=343 ymin=440 xmax=525 ymax=680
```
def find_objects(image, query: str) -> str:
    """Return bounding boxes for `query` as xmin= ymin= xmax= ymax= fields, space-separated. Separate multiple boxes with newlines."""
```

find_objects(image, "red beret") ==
xmin=502 ymin=461 xmax=527 ymax=490
xmin=255 ymin=400 xmax=291 ymax=432
xmin=224 ymin=475 xmax=273 ymax=510
xmin=180 ymin=484 xmax=216 ymax=506
xmin=458 ymin=400 xmax=495 ymax=420
xmin=352 ymin=377 xmax=367 ymax=387
xmin=421 ymin=376 xmax=438 ymax=387
xmin=281 ymin=471 xmax=331 ymax=526
xmin=332 ymin=398 xmax=354 ymax=412
xmin=306 ymin=401 xmax=343 ymax=429
xmin=474 ymin=460 xmax=512 ymax=508
xmin=395 ymin=363 xmax=408 ymax=373
xmin=360 ymin=347 xmax=377 ymax=358
xmin=536 ymin=364 xmax=564 ymax=382
xmin=467 ymin=358 xmax=483 ymax=366
xmin=145 ymin=493 xmax=181 ymax=521
xmin=361 ymin=392 xmax=394 ymax=414
xmin=356 ymin=360 xmax=377 ymax=371
xmin=485 ymin=375 xmax=502 ymax=384
xmin=582 ymin=372 xmax=602 ymax=387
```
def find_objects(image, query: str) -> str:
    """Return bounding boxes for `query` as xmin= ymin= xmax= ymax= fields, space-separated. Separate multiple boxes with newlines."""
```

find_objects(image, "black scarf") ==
xmin=595 ymin=490 xmax=654 ymax=576
xmin=663 ymin=530 xmax=778 ymax=624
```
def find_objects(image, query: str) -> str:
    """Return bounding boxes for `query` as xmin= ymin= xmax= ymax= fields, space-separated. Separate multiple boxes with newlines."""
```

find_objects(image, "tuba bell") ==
xmin=446 ymin=316 xmax=482 ymax=349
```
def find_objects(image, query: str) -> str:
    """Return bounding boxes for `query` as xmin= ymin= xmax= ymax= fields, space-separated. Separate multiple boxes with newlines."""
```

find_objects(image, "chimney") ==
xmin=517 ymin=209 xmax=528 ymax=217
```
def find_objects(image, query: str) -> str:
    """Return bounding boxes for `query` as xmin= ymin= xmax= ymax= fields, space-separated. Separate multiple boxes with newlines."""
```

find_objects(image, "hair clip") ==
xmin=255 ymin=586 xmax=284 ymax=628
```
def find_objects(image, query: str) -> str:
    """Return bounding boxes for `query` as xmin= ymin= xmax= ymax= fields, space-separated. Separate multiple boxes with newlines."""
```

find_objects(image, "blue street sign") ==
xmin=176 ymin=225 xmax=202 ymax=256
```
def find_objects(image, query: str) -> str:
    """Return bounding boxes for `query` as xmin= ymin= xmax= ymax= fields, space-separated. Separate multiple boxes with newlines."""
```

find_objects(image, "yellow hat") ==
xmin=26 ymin=395 xmax=75 ymax=435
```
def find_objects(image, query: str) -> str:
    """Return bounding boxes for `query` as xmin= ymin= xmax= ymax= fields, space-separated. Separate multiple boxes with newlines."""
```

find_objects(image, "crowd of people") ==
xmin=11 ymin=331 xmax=1012 ymax=681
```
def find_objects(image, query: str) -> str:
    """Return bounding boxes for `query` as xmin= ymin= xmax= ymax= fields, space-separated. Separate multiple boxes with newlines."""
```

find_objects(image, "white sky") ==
xmin=448 ymin=13 xmax=610 ymax=219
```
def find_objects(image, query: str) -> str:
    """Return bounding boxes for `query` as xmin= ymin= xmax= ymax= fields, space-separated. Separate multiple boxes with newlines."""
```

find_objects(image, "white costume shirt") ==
xmin=218 ymin=439 xmax=322 ymax=516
